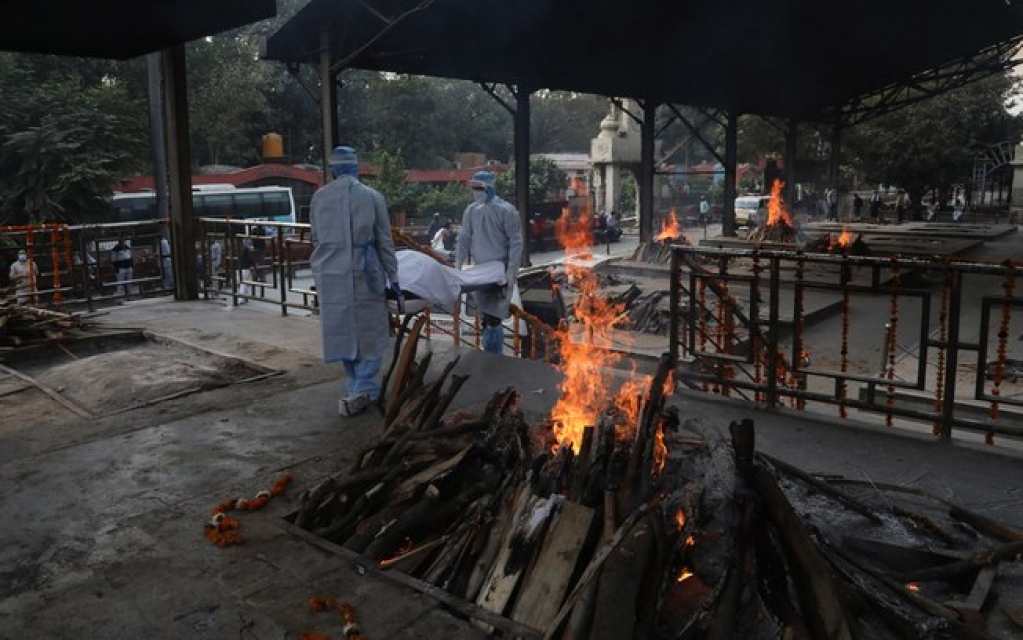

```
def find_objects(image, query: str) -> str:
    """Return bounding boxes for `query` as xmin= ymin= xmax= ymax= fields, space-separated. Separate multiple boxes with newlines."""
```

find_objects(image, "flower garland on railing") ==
xmin=751 ymin=251 xmax=764 ymax=402
xmin=933 ymin=269 xmax=951 ymax=436
xmin=988 ymin=260 xmax=1019 ymax=444
xmin=839 ymin=262 xmax=851 ymax=419
xmin=203 ymin=474 xmax=294 ymax=547
xmin=792 ymin=253 xmax=806 ymax=410
xmin=885 ymin=258 xmax=901 ymax=427
xmin=301 ymin=597 xmax=365 ymax=640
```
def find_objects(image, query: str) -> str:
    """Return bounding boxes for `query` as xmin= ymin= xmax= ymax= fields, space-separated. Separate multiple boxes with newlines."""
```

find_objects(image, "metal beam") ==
xmin=320 ymin=30 xmax=338 ymax=185
xmin=160 ymin=45 xmax=198 ymax=301
xmin=639 ymin=99 xmax=656 ymax=243
xmin=514 ymin=86 xmax=531 ymax=267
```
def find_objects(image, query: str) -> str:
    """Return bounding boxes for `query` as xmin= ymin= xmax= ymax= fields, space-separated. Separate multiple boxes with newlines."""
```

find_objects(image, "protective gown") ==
xmin=455 ymin=196 xmax=522 ymax=319
xmin=310 ymin=175 xmax=398 ymax=363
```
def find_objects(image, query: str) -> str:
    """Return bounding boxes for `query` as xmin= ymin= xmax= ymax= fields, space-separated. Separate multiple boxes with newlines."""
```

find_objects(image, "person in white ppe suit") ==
xmin=310 ymin=146 xmax=400 ymax=417
xmin=455 ymin=170 xmax=522 ymax=354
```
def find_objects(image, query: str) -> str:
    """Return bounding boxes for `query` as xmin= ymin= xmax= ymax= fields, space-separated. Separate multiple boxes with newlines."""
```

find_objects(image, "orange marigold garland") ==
xmin=203 ymin=474 xmax=294 ymax=547
xmin=302 ymin=598 xmax=365 ymax=640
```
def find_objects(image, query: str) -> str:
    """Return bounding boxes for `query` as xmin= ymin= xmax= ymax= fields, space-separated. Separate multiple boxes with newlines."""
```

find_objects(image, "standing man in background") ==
xmin=111 ymin=235 xmax=133 ymax=299
xmin=455 ymin=170 xmax=522 ymax=355
xmin=8 ymin=248 xmax=38 ymax=304
xmin=310 ymin=146 xmax=400 ymax=417
xmin=159 ymin=235 xmax=173 ymax=290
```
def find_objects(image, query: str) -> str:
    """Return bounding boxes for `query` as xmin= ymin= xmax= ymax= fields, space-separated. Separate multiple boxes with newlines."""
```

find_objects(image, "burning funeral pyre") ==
xmin=804 ymin=228 xmax=873 ymax=256
xmin=291 ymin=208 xmax=1023 ymax=639
xmin=747 ymin=179 xmax=800 ymax=245
xmin=632 ymin=209 xmax=690 ymax=264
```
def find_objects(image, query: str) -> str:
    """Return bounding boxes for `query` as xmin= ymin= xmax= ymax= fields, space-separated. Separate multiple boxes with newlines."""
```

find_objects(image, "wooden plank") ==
xmin=385 ymin=313 xmax=427 ymax=410
xmin=476 ymin=491 xmax=557 ymax=619
xmin=390 ymin=445 xmax=471 ymax=503
xmin=510 ymin=501 xmax=595 ymax=632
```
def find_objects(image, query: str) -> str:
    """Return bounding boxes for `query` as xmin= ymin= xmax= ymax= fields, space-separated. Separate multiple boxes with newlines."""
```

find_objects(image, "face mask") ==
xmin=17 ymin=253 xmax=27 ymax=262
xmin=472 ymin=190 xmax=487 ymax=204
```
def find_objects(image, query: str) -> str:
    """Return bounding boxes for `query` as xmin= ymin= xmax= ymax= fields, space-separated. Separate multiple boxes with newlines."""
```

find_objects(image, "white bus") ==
xmin=110 ymin=185 xmax=297 ymax=224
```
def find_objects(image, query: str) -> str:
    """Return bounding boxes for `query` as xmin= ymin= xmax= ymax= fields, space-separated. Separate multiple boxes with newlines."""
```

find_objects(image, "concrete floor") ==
xmin=2 ymin=231 xmax=1022 ymax=638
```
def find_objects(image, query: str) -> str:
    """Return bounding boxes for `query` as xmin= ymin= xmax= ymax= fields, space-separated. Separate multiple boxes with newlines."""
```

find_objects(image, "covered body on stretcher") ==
xmin=387 ymin=250 xmax=507 ymax=314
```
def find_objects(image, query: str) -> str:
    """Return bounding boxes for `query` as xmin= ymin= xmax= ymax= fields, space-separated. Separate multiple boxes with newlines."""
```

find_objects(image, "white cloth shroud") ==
xmin=396 ymin=250 xmax=506 ymax=308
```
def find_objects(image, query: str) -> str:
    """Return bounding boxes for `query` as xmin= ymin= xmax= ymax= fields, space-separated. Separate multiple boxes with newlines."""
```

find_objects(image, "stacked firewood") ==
xmin=609 ymin=285 xmax=670 ymax=335
xmin=631 ymin=235 xmax=690 ymax=264
xmin=0 ymin=290 xmax=87 ymax=352
xmin=748 ymin=220 xmax=800 ymax=245
xmin=297 ymin=334 xmax=1023 ymax=638
xmin=804 ymin=232 xmax=873 ymax=256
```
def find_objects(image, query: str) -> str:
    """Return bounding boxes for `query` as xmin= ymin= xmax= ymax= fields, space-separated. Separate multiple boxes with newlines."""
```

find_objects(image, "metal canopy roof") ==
xmin=1 ymin=0 xmax=276 ymax=60
xmin=264 ymin=0 xmax=1023 ymax=121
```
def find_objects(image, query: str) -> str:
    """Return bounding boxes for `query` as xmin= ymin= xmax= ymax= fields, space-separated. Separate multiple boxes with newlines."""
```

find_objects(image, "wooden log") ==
xmin=588 ymin=511 xmax=657 ymax=640
xmin=476 ymin=494 xmax=560 ymax=619
xmin=421 ymin=372 xmax=469 ymax=431
xmin=511 ymin=500 xmax=595 ymax=633
xmin=390 ymin=445 xmax=472 ymax=504
xmin=949 ymin=504 xmax=1023 ymax=542
xmin=620 ymin=352 xmax=674 ymax=507
xmin=362 ymin=485 xmax=474 ymax=562
xmin=295 ymin=466 xmax=391 ymax=530
xmin=758 ymin=452 xmax=883 ymax=524
xmin=382 ymin=313 xmax=427 ymax=411
xmin=465 ymin=480 xmax=531 ymax=602
xmin=568 ymin=426 xmax=594 ymax=502
xmin=544 ymin=500 xmax=660 ymax=640
xmin=891 ymin=540 xmax=1023 ymax=583
xmin=750 ymin=463 xmax=854 ymax=640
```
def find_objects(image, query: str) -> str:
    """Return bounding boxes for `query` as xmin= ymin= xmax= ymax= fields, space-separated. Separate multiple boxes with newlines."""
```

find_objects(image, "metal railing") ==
xmin=1 ymin=219 xmax=561 ymax=361
xmin=669 ymin=245 xmax=1023 ymax=442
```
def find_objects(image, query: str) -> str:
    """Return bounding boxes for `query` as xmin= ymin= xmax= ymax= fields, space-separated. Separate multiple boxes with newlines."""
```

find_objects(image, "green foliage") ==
xmin=844 ymin=75 xmax=1023 ymax=196
xmin=0 ymin=53 xmax=148 ymax=224
xmin=496 ymin=156 xmax=569 ymax=206
xmin=416 ymin=182 xmax=472 ymax=223
xmin=365 ymin=150 xmax=417 ymax=217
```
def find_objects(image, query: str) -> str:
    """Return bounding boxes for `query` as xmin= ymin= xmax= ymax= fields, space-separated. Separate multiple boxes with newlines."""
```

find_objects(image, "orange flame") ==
xmin=614 ymin=377 xmax=648 ymax=434
xmin=906 ymin=582 xmax=920 ymax=592
xmin=832 ymin=228 xmax=854 ymax=248
xmin=677 ymin=567 xmax=695 ymax=583
xmin=766 ymin=179 xmax=794 ymax=227
xmin=675 ymin=509 xmax=686 ymax=530
xmin=655 ymin=209 xmax=682 ymax=242
xmin=653 ymin=423 xmax=667 ymax=474
xmin=550 ymin=204 xmax=626 ymax=449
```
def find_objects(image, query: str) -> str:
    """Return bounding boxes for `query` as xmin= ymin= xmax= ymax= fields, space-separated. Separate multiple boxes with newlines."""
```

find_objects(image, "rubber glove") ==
xmin=389 ymin=281 xmax=404 ymax=314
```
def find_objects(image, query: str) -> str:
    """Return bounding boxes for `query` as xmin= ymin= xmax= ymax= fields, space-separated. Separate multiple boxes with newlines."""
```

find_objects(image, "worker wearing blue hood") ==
xmin=455 ymin=170 xmax=523 ymax=354
xmin=310 ymin=146 xmax=400 ymax=417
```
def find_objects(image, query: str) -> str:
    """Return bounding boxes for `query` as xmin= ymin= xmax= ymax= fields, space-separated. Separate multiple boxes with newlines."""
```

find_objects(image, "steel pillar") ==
xmin=514 ymin=88 xmax=531 ymax=267
xmin=723 ymin=113 xmax=738 ymax=237
xmin=639 ymin=100 xmax=656 ymax=243
xmin=319 ymin=29 xmax=337 ymax=185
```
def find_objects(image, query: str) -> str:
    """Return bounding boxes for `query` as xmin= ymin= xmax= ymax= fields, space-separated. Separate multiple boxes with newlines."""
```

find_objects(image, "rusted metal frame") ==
xmin=938 ymin=270 xmax=964 ymax=441
xmin=677 ymin=245 xmax=1022 ymax=278
xmin=765 ymin=255 xmax=782 ymax=408
xmin=834 ymin=36 xmax=1023 ymax=126
xmin=669 ymin=249 xmax=680 ymax=363
xmin=976 ymin=295 xmax=1023 ymax=408
xmin=664 ymin=103 xmax=725 ymax=166
xmin=329 ymin=0 xmax=437 ymax=73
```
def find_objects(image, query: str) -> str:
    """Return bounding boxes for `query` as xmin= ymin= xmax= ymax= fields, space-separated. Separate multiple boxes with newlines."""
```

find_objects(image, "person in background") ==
xmin=455 ymin=170 xmax=523 ymax=355
xmin=310 ymin=145 xmax=399 ymax=417
xmin=869 ymin=190 xmax=882 ymax=221
xmin=953 ymin=197 xmax=965 ymax=222
xmin=8 ymin=249 xmax=39 ymax=304
xmin=853 ymin=192 xmax=864 ymax=219
xmin=431 ymin=220 xmax=455 ymax=262
xmin=237 ymin=237 xmax=254 ymax=302
xmin=111 ymin=235 xmax=133 ymax=299
xmin=895 ymin=189 xmax=910 ymax=224
xmin=427 ymin=212 xmax=443 ymax=239
xmin=159 ymin=235 xmax=173 ymax=290
xmin=210 ymin=238 xmax=223 ymax=287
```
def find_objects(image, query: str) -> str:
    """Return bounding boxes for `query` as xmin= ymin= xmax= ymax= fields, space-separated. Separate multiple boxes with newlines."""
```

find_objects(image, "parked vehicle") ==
xmin=734 ymin=195 xmax=770 ymax=228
